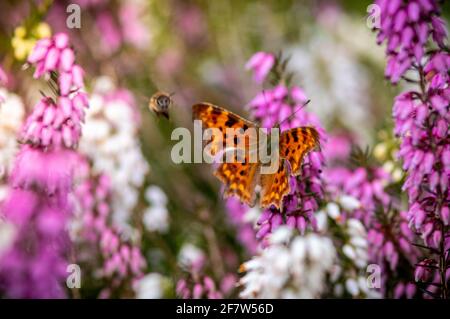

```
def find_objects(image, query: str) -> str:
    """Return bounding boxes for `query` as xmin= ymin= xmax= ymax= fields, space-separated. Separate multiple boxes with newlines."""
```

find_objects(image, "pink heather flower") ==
xmin=374 ymin=0 xmax=447 ymax=83
xmin=424 ymin=52 xmax=450 ymax=89
xmin=175 ymin=4 xmax=207 ymax=47
xmin=176 ymin=275 xmax=223 ymax=299
xmin=245 ymin=52 xmax=275 ymax=84
xmin=325 ymin=166 xmax=392 ymax=226
xmin=392 ymin=57 xmax=449 ymax=257
xmin=20 ymin=94 xmax=88 ymax=149
xmin=10 ymin=146 xmax=78 ymax=196
xmin=247 ymin=84 xmax=326 ymax=242
xmin=119 ymin=2 xmax=150 ymax=49
xmin=225 ymin=198 xmax=259 ymax=255
xmin=325 ymin=161 xmax=420 ymax=298
xmin=322 ymin=134 xmax=353 ymax=163
xmin=0 ymin=150 xmax=77 ymax=298
xmin=0 ymin=65 xmax=7 ymax=85
xmin=0 ymin=32 xmax=88 ymax=298
xmin=28 ymin=33 xmax=85 ymax=95
xmin=0 ymin=211 xmax=69 ymax=298
xmin=74 ymin=170 xmax=146 ymax=296
xmin=96 ymin=12 xmax=122 ymax=54
xmin=374 ymin=0 xmax=449 ymax=298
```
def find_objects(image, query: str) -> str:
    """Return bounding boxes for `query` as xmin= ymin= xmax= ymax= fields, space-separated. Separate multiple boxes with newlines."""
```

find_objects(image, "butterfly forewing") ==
xmin=192 ymin=103 xmax=256 ymax=157
xmin=193 ymin=103 xmax=261 ymax=206
xmin=279 ymin=127 xmax=320 ymax=176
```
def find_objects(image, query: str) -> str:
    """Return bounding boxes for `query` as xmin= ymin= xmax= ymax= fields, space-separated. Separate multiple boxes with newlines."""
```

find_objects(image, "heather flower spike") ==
xmin=374 ymin=0 xmax=449 ymax=298
xmin=0 ymin=32 xmax=89 ymax=298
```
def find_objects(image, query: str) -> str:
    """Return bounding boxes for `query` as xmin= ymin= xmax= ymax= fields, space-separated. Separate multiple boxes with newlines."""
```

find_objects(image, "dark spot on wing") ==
xmin=225 ymin=117 xmax=238 ymax=127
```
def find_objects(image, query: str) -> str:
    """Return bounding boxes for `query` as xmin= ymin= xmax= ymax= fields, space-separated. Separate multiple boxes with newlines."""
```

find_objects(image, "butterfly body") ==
xmin=149 ymin=91 xmax=172 ymax=119
xmin=192 ymin=103 xmax=320 ymax=211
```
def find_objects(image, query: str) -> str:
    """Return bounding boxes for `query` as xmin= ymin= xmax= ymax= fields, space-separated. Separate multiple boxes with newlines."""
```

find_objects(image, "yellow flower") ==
xmin=11 ymin=23 xmax=52 ymax=61
xmin=35 ymin=22 xmax=51 ymax=39
xmin=373 ymin=143 xmax=387 ymax=161
xmin=14 ymin=26 xmax=26 ymax=39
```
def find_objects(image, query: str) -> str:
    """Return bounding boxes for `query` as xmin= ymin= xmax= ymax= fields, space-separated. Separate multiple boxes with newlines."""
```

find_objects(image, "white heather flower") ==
xmin=145 ymin=186 xmax=168 ymax=207
xmin=0 ymin=88 xmax=25 ymax=202
xmin=134 ymin=273 xmax=168 ymax=299
xmin=178 ymin=243 xmax=205 ymax=270
xmin=329 ymin=216 xmax=378 ymax=298
xmin=80 ymin=77 xmax=149 ymax=230
xmin=326 ymin=202 xmax=341 ymax=220
xmin=240 ymin=227 xmax=336 ymax=299
xmin=343 ymin=219 xmax=368 ymax=269
xmin=315 ymin=210 xmax=328 ymax=232
xmin=342 ymin=244 xmax=357 ymax=260
xmin=338 ymin=195 xmax=360 ymax=211
xmin=0 ymin=220 xmax=16 ymax=257
xmin=243 ymin=207 xmax=261 ymax=224
xmin=143 ymin=206 xmax=169 ymax=233
xmin=345 ymin=278 xmax=360 ymax=297
xmin=269 ymin=226 xmax=293 ymax=245
xmin=143 ymin=185 xmax=169 ymax=233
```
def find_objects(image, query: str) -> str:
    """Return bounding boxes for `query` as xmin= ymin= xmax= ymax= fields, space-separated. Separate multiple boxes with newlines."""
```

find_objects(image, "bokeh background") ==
xmin=0 ymin=0 xmax=449 ymax=299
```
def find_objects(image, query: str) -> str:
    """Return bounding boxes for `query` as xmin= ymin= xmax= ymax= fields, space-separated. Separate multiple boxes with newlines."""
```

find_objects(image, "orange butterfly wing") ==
xmin=279 ymin=127 xmax=320 ymax=176
xmin=192 ymin=103 xmax=254 ymax=157
xmin=192 ymin=103 xmax=259 ymax=206
xmin=192 ymin=104 xmax=320 ymax=210
xmin=260 ymin=159 xmax=290 ymax=210
xmin=215 ymin=158 xmax=260 ymax=206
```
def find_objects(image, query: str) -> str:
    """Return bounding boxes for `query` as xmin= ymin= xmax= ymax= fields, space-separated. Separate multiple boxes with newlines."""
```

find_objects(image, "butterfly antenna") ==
xmin=276 ymin=99 xmax=311 ymax=128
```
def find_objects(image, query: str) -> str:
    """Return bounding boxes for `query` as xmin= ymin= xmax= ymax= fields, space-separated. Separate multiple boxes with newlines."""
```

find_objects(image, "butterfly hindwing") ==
xmin=260 ymin=159 xmax=290 ymax=210
xmin=279 ymin=127 xmax=320 ymax=176
xmin=215 ymin=157 xmax=260 ymax=207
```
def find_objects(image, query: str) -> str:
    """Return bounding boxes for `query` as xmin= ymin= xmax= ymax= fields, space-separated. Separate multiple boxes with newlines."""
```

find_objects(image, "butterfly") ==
xmin=149 ymin=91 xmax=173 ymax=119
xmin=192 ymin=102 xmax=320 ymax=211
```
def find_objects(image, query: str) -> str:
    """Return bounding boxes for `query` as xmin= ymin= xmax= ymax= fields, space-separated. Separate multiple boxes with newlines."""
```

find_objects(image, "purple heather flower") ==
xmin=0 ymin=155 xmax=75 ymax=298
xmin=21 ymin=94 xmax=88 ymax=149
xmin=325 ymin=162 xmax=420 ymax=298
xmin=248 ymin=84 xmax=327 ymax=242
xmin=96 ymin=12 xmax=122 ymax=54
xmin=0 ymin=65 xmax=7 ymax=85
xmin=374 ymin=0 xmax=449 ymax=298
xmin=74 ymin=171 xmax=146 ymax=292
xmin=245 ymin=52 xmax=275 ymax=84
xmin=0 ymin=226 xmax=69 ymax=297
xmin=325 ymin=166 xmax=392 ymax=226
xmin=176 ymin=275 xmax=223 ymax=299
xmin=424 ymin=52 xmax=450 ymax=89
xmin=0 ymin=32 xmax=88 ymax=298
xmin=225 ymin=198 xmax=259 ymax=255
xmin=28 ymin=33 xmax=85 ymax=95
xmin=375 ymin=0 xmax=447 ymax=83
xmin=392 ymin=59 xmax=449 ymax=255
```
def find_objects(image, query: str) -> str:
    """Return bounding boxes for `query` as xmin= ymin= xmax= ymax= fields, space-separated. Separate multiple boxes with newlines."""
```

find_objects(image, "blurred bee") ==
xmin=149 ymin=91 xmax=173 ymax=119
